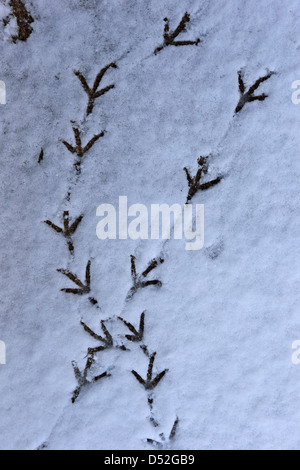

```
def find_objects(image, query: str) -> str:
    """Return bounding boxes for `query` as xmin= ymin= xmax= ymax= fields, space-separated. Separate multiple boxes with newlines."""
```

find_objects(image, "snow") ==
xmin=0 ymin=1 xmax=17 ymax=42
xmin=0 ymin=0 xmax=300 ymax=450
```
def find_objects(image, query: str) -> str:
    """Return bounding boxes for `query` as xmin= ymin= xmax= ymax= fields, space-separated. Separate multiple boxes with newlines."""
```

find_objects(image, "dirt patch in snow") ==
xmin=9 ymin=0 xmax=34 ymax=43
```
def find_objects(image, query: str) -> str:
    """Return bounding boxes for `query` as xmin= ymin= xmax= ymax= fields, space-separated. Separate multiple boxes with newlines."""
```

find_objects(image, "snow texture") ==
xmin=0 ymin=0 xmax=300 ymax=450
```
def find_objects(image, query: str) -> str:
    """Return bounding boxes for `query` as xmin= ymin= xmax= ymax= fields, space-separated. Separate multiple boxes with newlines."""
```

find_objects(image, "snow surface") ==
xmin=0 ymin=0 xmax=300 ymax=450
xmin=0 ymin=2 xmax=17 ymax=42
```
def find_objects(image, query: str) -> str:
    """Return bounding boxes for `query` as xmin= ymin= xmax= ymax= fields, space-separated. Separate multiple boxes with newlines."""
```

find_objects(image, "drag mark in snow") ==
xmin=37 ymin=148 xmax=44 ymax=164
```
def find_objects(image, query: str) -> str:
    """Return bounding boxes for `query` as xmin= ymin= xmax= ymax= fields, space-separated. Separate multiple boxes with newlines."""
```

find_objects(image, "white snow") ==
xmin=0 ymin=0 xmax=300 ymax=450
xmin=0 ymin=1 xmax=17 ymax=42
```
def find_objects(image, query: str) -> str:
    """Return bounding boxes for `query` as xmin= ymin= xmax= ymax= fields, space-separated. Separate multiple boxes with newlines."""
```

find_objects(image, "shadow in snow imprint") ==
xmin=4 ymin=0 xmax=34 ymax=43
xmin=45 ymin=211 xmax=83 ymax=255
xmin=57 ymin=260 xmax=99 ymax=306
xmin=74 ymin=62 xmax=117 ymax=116
xmin=61 ymin=126 xmax=106 ymax=174
xmin=80 ymin=319 xmax=128 ymax=358
xmin=184 ymin=156 xmax=223 ymax=204
xmin=126 ymin=255 xmax=164 ymax=301
xmin=235 ymin=70 xmax=275 ymax=114
xmin=154 ymin=12 xmax=200 ymax=55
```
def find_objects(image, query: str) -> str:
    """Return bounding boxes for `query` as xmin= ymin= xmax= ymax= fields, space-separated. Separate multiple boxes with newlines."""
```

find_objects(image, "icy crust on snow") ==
xmin=0 ymin=0 xmax=300 ymax=450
